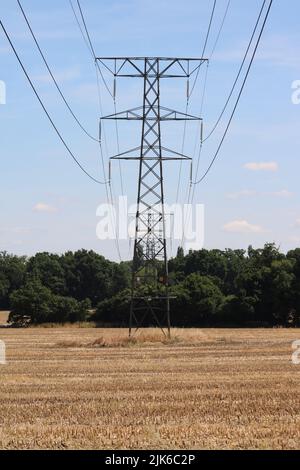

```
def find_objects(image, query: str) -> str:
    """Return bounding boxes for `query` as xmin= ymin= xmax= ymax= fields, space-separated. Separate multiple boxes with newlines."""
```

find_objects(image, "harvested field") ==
xmin=0 ymin=328 xmax=300 ymax=450
xmin=0 ymin=311 xmax=9 ymax=326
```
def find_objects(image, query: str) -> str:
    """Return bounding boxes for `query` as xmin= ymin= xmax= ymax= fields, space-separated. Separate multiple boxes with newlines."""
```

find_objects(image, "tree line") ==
xmin=1 ymin=244 xmax=300 ymax=327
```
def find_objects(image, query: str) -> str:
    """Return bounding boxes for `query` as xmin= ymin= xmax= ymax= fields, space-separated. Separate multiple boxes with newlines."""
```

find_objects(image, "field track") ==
xmin=0 ymin=328 xmax=300 ymax=450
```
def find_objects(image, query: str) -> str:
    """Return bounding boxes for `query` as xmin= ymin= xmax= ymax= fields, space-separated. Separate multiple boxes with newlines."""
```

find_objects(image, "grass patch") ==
xmin=56 ymin=331 xmax=183 ymax=348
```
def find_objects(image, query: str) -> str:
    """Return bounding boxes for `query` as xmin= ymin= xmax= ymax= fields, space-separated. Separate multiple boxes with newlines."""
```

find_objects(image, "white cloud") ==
xmin=69 ymin=83 xmax=100 ymax=105
xmin=255 ymin=34 xmax=300 ymax=69
xmin=244 ymin=162 xmax=278 ymax=172
xmin=223 ymin=220 xmax=265 ymax=234
xmin=270 ymin=190 xmax=293 ymax=198
xmin=227 ymin=189 xmax=292 ymax=200
xmin=0 ymin=46 xmax=9 ymax=55
xmin=33 ymin=67 xmax=80 ymax=84
xmin=214 ymin=34 xmax=300 ymax=69
xmin=226 ymin=190 xmax=257 ymax=200
xmin=228 ymin=122 xmax=300 ymax=145
xmin=294 ymin=219 xmax=300 ymax=228
xmin=33 ymin=203 xmax=57 ymax=213
xmin=0 ymin=227 xmax=30 ymax=235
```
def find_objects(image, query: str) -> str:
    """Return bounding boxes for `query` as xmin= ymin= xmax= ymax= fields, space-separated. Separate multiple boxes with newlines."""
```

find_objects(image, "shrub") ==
xmin=9 ymin=280 xmax=91 ymax=326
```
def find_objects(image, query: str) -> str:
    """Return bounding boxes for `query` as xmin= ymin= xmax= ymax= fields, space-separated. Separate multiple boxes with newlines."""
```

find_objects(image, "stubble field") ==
xmin=0 ymin=327 xmax=300 ymax=450
xmin=0 ymin=311 xmax=9 ymax=325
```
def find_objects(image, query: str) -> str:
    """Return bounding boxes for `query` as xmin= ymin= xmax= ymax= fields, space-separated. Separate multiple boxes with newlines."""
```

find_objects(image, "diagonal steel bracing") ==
xmin=97 ymin=57 xmax=207 ymax=337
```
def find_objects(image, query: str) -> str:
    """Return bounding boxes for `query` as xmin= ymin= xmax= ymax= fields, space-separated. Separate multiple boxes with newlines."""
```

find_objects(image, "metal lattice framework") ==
xmin=97 ymin=57 xmax=207 ymax=337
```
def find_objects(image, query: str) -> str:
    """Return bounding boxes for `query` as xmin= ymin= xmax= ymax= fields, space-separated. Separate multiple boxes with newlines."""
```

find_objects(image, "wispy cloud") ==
xmin=226 ymin=190 xmax=258 ymax=200
xmin=33 ymin=66 xmax=81 ymax=84
xmin=270 ymin=190 xmax=293 ymax=198
xmin=214 ymin=34 xmax=300 ymax=69
xmin=244 ymin=162 xmax=278 ymax=172
xmin=69 ymin=83 xmax=100 ymax=105
xmin=0 ymin=227 xmax=31 ymax=235
xmin=0 ymin=46 xmax=9 ymax=55
xmin=33 ymin=203 xmax=57 ymax=213
xmin=223 ymin=220 xmax=266 ymax=234
xmin=255 ymin=34 xmax=300 ymax=68
xmin=227 ymin=189 xmax=292 ymax=199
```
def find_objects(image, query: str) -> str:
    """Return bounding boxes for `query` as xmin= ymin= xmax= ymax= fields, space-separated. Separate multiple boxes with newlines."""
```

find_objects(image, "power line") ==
xmin=180 ymin=62 xmax=209 ymax=248
xmin=76 ymin=0 xmax=125 ymax=195
xmin=95 ymin=65 xmax=110 ymax=157
xmin=69 ymin=0 xmax=110 ymax=179
xmin=113 ymin=96 xmax=125 ymax=196
xmin=202 ymin=0 xmax=217 ymax=57
xmin=69 ymin=0 xmax=93 ymax=57
xmin=191 ymin=61 xmax=209 ymax=184
xmin=210 ymin=0 xmax=231 ymax=59
xmin=180 ymin=0 xmax=273 ymax=251
xmin=0 ymin=19 xmax=105 ymax=185
xmin=76 ymin=0 xmax=97 ymax=58
xmin=193 ymin=0 xmax=273 ymax=185
xmin=108 ymin=178 xmax=122 ymax=261
xmin=70 ymin=0 xmax=124 ymax=259
xmin=176 ymin=0 xmax=216 ymax=246
xmin=189 ymin=0 xmax=217 ymax=99
xmin=175 ymin=99 xmax=189 ymax=205
xmin=17 ymin=0 xmax=99 ymax=143
xmin=95 ymin=75 xmax=122 ymax=262
xmin=91 ymin=34 xmax=123 ymax=260
xmin=182 ymin=0 xmax=230 ymax=203
xmin=3 ymin=9 xmax=122 ymax=260
xmin=98 ymin=128 xmax=123 ymax=262
xmin=175 ymin=0 xmax=217 ymax=205
xmin=203 ymin=0 xmax=267 ymax=143
xmin=75 ymin=0 xmax=113 ymax=99
xmin=190 ymin=0 xmax=268 ymax=197
xmin=183 ymin=0 xmax=230 ymax=194
xmin=189 ymin=0 xmax=230 ymax=103
xmin=93 ymin=39 xmax=123 ymax=261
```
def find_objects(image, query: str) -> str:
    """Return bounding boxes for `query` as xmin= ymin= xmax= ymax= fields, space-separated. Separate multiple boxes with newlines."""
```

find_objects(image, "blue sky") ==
xmin=0 ymin=0 xmax=300 ymax=260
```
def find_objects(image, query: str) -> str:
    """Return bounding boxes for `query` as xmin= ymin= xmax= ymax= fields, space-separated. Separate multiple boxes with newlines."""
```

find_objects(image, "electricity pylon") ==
xmin=97 ymin=57 xmax=206 ymax=337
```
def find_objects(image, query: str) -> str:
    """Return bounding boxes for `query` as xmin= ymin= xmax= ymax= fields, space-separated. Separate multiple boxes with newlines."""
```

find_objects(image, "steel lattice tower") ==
xmin=97 ymin=57 xmax=206 ymax=337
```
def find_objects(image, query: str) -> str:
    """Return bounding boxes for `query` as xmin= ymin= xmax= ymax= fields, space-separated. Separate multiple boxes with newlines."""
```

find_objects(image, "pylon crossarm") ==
xmin=96 ymin=57 xmax=208 ymax=79
xmin=97 ymin=57 xmax=208 ymax=338
xmin=101 ymin=105 xmax=202 ymax=123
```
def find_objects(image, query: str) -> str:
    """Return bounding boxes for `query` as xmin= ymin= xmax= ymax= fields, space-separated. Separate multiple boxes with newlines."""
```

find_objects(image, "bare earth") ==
xmin=0 ymin=327 xmax=300 ymax=450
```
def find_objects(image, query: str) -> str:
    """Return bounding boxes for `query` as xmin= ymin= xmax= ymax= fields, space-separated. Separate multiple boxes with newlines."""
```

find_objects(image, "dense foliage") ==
xmin=2 ymin=244 xmax=300 ymax=327
xmin=9 ymin=280 xmax=91 ymax=326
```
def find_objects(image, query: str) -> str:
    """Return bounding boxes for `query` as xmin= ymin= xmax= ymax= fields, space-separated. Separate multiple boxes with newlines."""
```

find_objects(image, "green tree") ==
xmin=50 ymin=296 xmax=91 ymax=323
xmin=9 ymin=280 xmax=91 ymax=325
xmin=26 ymin=252 xmax=66 ymax=295
xmin=61 ymin=250 xmax=129 ymax=305
xmin=94 ymin=288 xmax=131 ymax=326
xmin=0 ymin=252 xmax=27 ymax=308
xmin=220 ymin=295 xmax=256 ymax=325
xmin=170 ymin=274 xmax=224 ymax=326
xmin=9 ymin=280 xmax=54 ymax=325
